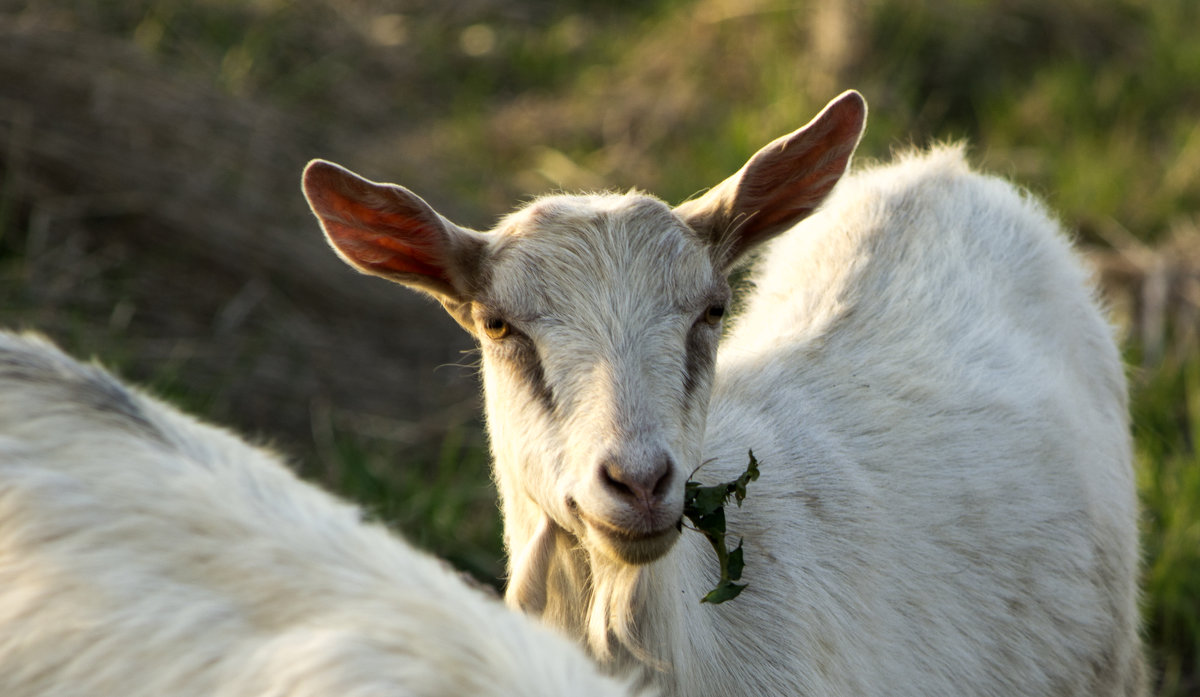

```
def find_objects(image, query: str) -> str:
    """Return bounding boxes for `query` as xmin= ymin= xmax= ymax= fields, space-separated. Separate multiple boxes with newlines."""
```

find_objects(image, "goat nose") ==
xmin=599 ymin=454 xmax=673 ymax=504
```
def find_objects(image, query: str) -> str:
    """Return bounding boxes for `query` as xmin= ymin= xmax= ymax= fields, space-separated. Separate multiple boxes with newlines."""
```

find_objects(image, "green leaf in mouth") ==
xmin=683 ymin=450 xmax=760 ymax=604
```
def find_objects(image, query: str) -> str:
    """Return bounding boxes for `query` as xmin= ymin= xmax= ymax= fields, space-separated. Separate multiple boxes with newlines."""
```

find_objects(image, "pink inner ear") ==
xmin=323 ymin=219 xmax=453 ymax=286
xmin=731 ymin=93 xmax=865 ymax=248
xmin=313 ymin=177 xmax=455 ymax=290
xmin=741 ymin=153 xmax=845 ymax=232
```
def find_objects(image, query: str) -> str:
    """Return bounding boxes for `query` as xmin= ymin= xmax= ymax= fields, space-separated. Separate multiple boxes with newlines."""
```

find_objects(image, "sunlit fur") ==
xmin=0 ymin=331 xmax=642 ymax=697
xmin=480 ymin=149 xmax=1145 ymax=695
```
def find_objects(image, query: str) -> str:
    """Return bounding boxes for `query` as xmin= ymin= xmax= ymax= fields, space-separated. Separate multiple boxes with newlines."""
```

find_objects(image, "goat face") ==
xmin=476 ymin=194 xmax=729 ymax=564
xmin=302 ymin=90 xmax=866 ymax=570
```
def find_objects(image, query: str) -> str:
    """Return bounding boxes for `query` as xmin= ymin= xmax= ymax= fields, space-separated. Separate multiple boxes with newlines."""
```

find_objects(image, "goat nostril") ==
xmin=651 ymin=467 xmax=673 ymax=499
xmin=599 ymin=457 xmax=674 ymax=503
xmin=600 ymin=462 xmax=635 ymax=498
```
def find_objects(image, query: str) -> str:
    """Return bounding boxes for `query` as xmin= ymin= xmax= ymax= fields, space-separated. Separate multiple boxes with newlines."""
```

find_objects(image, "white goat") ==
xmin=0 ymin=330 xmax=641 ymax=697
xmin=302 ymin=90 xmax=1146 ymax=696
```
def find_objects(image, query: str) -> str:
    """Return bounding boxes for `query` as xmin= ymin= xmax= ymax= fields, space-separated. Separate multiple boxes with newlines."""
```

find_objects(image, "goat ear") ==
xmin=675 ymin=90 xmax=866 ymax=268
xmin=302 ymin=160 xmax=486 ymax=330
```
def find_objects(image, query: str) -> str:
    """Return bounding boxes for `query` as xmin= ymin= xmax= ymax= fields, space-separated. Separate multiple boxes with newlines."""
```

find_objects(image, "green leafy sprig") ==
xmin=681 ymin=450 xmax=760 ymax=604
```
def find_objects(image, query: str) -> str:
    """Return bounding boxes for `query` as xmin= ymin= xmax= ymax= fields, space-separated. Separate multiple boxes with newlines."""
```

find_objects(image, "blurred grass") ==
xmin=308 ymin=422 xmax=503 ymax=585
xmin=1 ymin=0 xmax=1198 ymax=693
xmin=1135 ymin=349 xmax=1200 ymax=695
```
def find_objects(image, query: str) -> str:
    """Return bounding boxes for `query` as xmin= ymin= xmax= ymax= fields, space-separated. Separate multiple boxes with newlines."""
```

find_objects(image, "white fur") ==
xmin=303 ymin=92 xmax=1145 ymax=697
xmin=0 ymin=331 xmax=642 ymax=697
xmin=635 ymin=146 xmax=1146 ymax=695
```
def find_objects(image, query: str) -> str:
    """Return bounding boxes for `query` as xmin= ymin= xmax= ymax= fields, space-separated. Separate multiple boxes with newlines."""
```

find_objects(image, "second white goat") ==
xmin=303 ymin=90 xmax=1145 ymax=696
xmin=0 ymin=330 xmax=640 ymax=697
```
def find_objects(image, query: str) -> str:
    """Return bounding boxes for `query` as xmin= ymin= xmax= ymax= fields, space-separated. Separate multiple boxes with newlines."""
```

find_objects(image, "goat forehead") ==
xmin=486 ymin=193 xmax=717 ymax=318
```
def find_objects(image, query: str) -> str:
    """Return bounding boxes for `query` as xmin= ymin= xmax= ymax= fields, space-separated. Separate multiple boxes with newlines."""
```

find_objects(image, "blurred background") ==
xmin=0 ymin=0 xmax=1196 ymax=693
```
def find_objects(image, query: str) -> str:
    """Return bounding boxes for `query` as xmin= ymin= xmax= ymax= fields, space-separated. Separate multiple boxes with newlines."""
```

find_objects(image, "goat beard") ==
xmin=586 ymin=554 xmax=660 ymax=666
xmin=505 ymin=514 xmax=662 ymax=668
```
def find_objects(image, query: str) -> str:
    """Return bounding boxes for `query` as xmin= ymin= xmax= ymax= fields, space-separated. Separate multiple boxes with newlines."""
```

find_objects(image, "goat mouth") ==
xmin=576 ymin=509 xmax=681 ymax=565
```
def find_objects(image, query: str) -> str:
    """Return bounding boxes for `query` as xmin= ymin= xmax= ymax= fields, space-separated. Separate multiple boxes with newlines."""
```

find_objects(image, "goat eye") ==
xmin=483 ymin=317 xmax=511 ymax=340
xmin=703 ymin=305 xmax=726 ymax=325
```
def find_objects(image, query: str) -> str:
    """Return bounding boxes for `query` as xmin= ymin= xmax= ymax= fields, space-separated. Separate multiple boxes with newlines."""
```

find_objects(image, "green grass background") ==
xmin=1 ymin=0 xmax=1197 ymax=693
